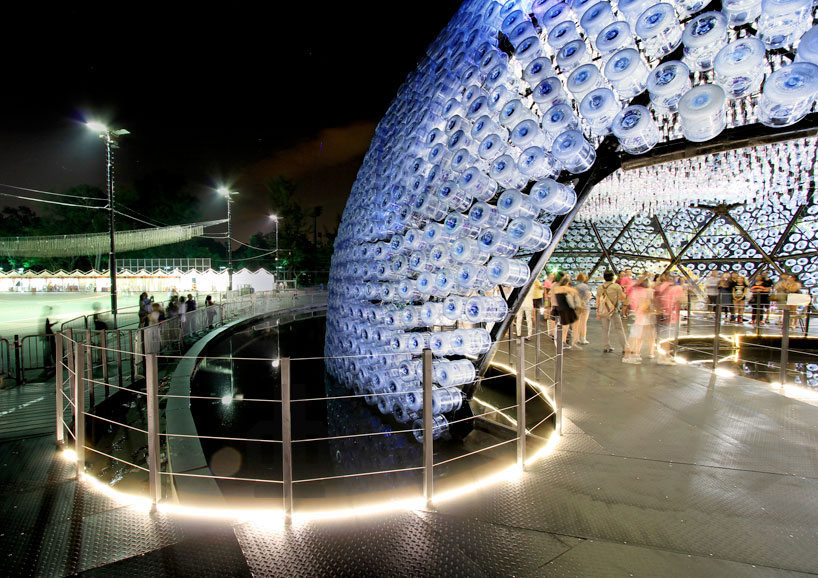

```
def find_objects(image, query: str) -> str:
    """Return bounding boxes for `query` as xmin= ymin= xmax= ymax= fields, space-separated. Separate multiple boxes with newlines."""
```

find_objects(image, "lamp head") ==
xmin=86 ymin=121 xmax=108 ymax=133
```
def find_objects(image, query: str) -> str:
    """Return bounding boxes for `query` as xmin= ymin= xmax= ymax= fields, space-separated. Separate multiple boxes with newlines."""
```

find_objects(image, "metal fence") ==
xmin=55 ymin=309 xmax=564 ymax=519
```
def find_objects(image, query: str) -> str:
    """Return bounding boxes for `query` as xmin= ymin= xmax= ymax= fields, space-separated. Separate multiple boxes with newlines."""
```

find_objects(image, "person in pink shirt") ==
xmin=617 ymin=269 xmax=635 ymax=318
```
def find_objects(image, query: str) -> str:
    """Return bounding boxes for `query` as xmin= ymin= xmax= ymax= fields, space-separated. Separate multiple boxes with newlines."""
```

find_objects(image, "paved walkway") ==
xmin=1 ymin=320 xmax=818 ymax=576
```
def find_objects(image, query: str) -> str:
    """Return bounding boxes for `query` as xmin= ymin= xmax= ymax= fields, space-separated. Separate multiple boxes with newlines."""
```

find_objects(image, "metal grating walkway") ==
xmin=1 ymin=320 xmax=818 ymax=576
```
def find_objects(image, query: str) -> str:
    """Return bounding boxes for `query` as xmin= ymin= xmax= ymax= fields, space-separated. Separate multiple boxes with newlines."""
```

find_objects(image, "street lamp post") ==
xmin=87 ymin=122 xmax=129 ymax=328
xmin=269 ymin=214 xmax=279 ymax=276
xmin=218 ymin=188 xmax=238 ymax=291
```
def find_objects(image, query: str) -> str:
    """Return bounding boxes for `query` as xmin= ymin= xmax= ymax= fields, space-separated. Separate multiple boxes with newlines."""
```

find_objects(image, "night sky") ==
xmin=0 ymin=3 xmax=462 ymax=243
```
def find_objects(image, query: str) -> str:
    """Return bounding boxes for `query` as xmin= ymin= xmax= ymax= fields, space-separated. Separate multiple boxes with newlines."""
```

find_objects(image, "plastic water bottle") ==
xmin=796 ymin=25 xmax=818 ymax=65
xmin=442 ymin=295 xmax=468 ymax=321
xmin=676 ymin=0 xmax=713 ymax=18
xmin=434 ymin=268 xmax=458 ymax=296
xmin=507 ymin=217 xmax=554 ymax=251
xmin=490 ymin=154 xmax=529 ymax=189
xmin=604 ymin=49 xmax=649 ymax=99
xmin=647 ymin=60 xmax=692 ymax=113
xmin=617 ymin=0 xmax=654 ymax=26
xmin=580 ymin=2 xmax=616 ymax=39
xmin=636 ymin=3 xmax=683 ymax=58
xmin=517 ymin=146 xmax=563 ymax=180
xmin=548 ymin=20 xmax=581 ymax=51
xmin=430 ymin=331 xmax=456 ymax=357
xmin=557 ymin=40 xmax=590 ymax=73
xmin=682 ymin=12 xmax=728 ymax=72
xmin=429 ymin=243 xmax=454 ymax=268
xmin=499 ymin=99 xmax=537 ymax=129
xmin=465 ymin=295 xmax=509 ymax=323
xmin=713 ymin=37 xmax=766 ymax=98
xmin=569 ymin=0 xmax=598 ymax=19
xmin=530 ymin=178 xmax=577 ymax=215
xmin=469 ymin=201 xmax=509 ymax=230
xmin=479 ymin=228 xmax=520 ymax=257
xmin=540 ymin=2 xmax=574 ymax=30
xmin=437 ymin=183 xmax=473 ymax=212
xmin=478 ymin=133 xmax=509 ymax=163
xmin=595 ymin=22 xmax=637 ymax=63
xmin=451 ymin=328 xmax=493 ymax=355
xmin=486 ymin=256 xmax=530 ymax=286
xmin=423 ymin=222 xmax=448 ymax=248
xmin=457 ymin=263 xmax=492 ymax=291
xmin=432 ymin=387 xmax=465 ymax=413
xmin=415 ymin=272 xmax=437 ymax=297
xmin=580 ymin=88 xmax=621 ymax=135
xmin=532 ymin=77 xmax=568 ymax=114
xmin=757 ymin=0 xmax=812 ymax=49
xmin=451 ymin=236 xmax=491 ymax=264
xmin=551 ymin=130 xmax=596 ymax=173
xmin=758 ymin=62 xmax=818 ymax=126
xmin=471 ymin=115 xmax=505 ymax=142
xmin=399 ymin=359 xmax=421 ymax=381
xmin=568 ymin=64 xmax=606 ymax=101
xmin=523 ymin=57 xmax=555 ymax=89
xmin=488 ymin=85 xmax=515 ymax=113
xmin=678 ymin=84 xmax=727 ymax=141
xmin=451 ymin=147 xmax=484 ymax=174
xmin=515 ymin=36 xmax=544 ymax=65
xmin=541 ymin=104 xmax=580 ymax=137
xmin=412 ymin=414 xmax=450 ymax=442
xmin=611 ymin=105 xmax=661 ymax=154
xmin=421 ymin=301 xmax=455 ymax=327
xmin=497 ymin=188 xmax=539 ymax=219
xmin=443 ymin=211 xmax=481 ymax=239
xmin=459 ymin=166 xmax=500 ymax=201
xmin=722 ymin=0 xmax=763 ymax=25
xmin=409 ymin=250 xmax=434 ymax=273
xmin=510 ymin=119 xmax=548 ymax=149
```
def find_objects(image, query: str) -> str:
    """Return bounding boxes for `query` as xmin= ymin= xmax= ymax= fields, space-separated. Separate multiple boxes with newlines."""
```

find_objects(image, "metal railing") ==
xmin=55 ymin=308 xmax=564 ymax=520
xmin=660 ymin=292 xmax=818 ymax=387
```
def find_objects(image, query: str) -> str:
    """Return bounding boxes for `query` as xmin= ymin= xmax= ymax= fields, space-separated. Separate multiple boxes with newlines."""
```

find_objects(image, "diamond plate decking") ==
xmin=1 ymin=319 xmax=818 ymax=577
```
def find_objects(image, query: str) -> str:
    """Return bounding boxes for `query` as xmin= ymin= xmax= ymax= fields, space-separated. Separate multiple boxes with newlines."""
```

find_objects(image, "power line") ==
xmin=0 ymin=183 xmax=104 ymax=201
xmin=230 ymin=238 xmax=276 ymax=251
xmin=0 ymin=191 xmax=106 ymax=210
xmin=112 ymin=209 xmax=163 ymax=228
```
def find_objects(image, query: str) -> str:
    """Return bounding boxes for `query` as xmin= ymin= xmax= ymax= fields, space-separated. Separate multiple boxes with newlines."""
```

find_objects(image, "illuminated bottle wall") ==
xmin=325 ymin=0 xmax=818 ymax=440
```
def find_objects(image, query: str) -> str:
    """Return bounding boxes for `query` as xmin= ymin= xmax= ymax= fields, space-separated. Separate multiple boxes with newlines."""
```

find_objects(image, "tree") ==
xmin=310 ymin=205 xmax=323 ymax=247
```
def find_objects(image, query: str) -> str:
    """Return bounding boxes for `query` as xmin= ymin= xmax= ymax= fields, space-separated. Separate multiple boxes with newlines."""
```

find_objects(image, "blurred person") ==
xmin=596 ymin=270 xmax=628 ymax=355
xmin=623 ymin=276 xmax=656 ymax=364
xmin=43 ymin=306 xmax=57 ymax=368
xmin=167 ymin=295 xmax=180 ymax=318
xmin=552 ymin=275 xmax=580 ymax=349
xmin=573 ymin=272 xmax=592 ymax=345
xmin=531 ymin=276 xmax=544 ymax=330
xmin=718 ymin=272 xmax=734 ymax=322
xmin=704 ymin=270 xmax=720 ymax=316
xmin=515 ymin=285 xmax=535 ymax=339
xmin=138 ymin=292 xmax=153 ymax=327
xmin=92 ymin=302 xmax=107 ymax=331
xmin=750 ymin=270 xmax=773 ymax=324
xmin=732 ymin=275 xmax=749 ymax=323
xmin=186 ymin=294 xmax=197 ymax=312
xmin=617 ymin=269 xmax=634 ymax=319
xmin=149 ymin=303 xmax=165 ymax=325
xmin=775 ymin=273 xmax=802 ymax=328
xmin=655 ymin=274 xmax=683 ymax=365
xmin=543 ymin=273 xmax=557 ymax=336
xmin=205 ymin=295 xmax=216 ymax=328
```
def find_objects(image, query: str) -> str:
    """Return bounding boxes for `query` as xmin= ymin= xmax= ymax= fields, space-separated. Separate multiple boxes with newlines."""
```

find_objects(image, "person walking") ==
xmin=623 ymin=277 xmax=656 ymax=364
xmin=573 ymin=272 xmax=592 ymax=345
xmin=704 ymin=270 xmax=720 ymax=317
xmin=543 ymin=273 xmax=556 ymax=336
xmin=596 ymin=270 xmax=628 ymax=355
xmin=552 ymin=275 xmax=580 ymax=349
xmin=515 ymin=285 xmax=535 ymax=339
xmin=717 ymin=272 xmax=734 ymax=322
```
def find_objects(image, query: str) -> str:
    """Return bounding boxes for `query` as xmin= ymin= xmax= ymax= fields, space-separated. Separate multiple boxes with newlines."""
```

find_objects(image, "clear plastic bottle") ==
xmin=510 ymin=119 xmax=548 ymax=149
xmin=617 ymin=0 xmax=654 ymax=26
xmin=471 ymin=115 xmax=505 ymax=142
xmin=479 ymin=228 xmax=520 ymax=257
xmin=552 ymin=130 xmax=597 ymax=173
xmin=443 ymin=295 xmax=468 ymax=321
xmin=548 ymin=20 xmax=581 ymax=50
xmin=758 ymin=62 xmax=818 ymax=126
xmin=580 ymin=2 xmax=616 ymax=39
xmin=796 ymin=25 xmax=818 ymax=66
xmin=757 ymin=0 xmax=812 ymax=49
xmin=557 ymin=39 xmax=590 ymax=72
xmin=497 ymin=188 xmax=539 ymax=219
xmin=451 ymin=328 xmax=493 ymax=355
xmin=465 ymin=295 xmax=509 ymax=323
xmin=432 ymin=387 xmax=466 ymax=413
xmin=541 ymin=103 xmax=580 ymax=138
xmin=682 ymin=12 xmax=728 ymax=72
xmin=611 ymin=105 xmax=661 ymax=154
xmin=517 ymin=146 xmax=563 ymax=180
xmin=647 ymin=60 xmax=692 ymax=113
xmin=580 ymin=88 xmax=621 ymax=135
xmin=478 ymin=133 xmax=510 ymax=163
xmin=532 ymin=77 xmax=568 ymax=114
xmin=507 ymin=217 xmax=554 ymax=250
xmin=486 ymin=256 xmax=530 ymax=286
xmin=678 ymin=83 xmax=727 ymax=141
xmin=528 ymin=179 xmax=577 ymax=215
xmin=523 ymin=57 xmax=555 ymax=89
xmin=437 ymin=183 xmax=473 ymax=212
xmin=604 ymin=49 xmax=649 ymax=99
xmin=714 ymin=37 xmax=766 ymax=98
xmin=459 ymin=166 xmax=500 ymax=201
xmin=452 ymin=236 xmax=491 ymax=264
xmin=490 ymin=154 xmax=530 ymax=189
xmin=722 ymin=0 xmax=763 ymax=25
xmin=636 ymin=3 xmax=683 ymax=58
xmin=499 ymin=99 xmax=537 ymax=128
xmin=568 ymin=64 xmax=607 ymax=101
xmin=412 ymin=414 xmax=450 ymax=442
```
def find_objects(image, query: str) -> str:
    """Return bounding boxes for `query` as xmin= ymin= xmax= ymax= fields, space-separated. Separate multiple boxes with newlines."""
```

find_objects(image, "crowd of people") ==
xmin=138 ymin=292 xmax=216 ymax=328
xmin=512 ymin=267 xmax=808 ymax=366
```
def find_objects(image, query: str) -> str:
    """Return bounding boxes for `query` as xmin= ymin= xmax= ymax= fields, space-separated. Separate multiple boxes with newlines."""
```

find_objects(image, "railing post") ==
xmin=535 ymin=309 xmax=542 ymax=380
xmin=687 ymin=292 xmax=692 ymax=334
xmin=507 ymin=324 xmax=513 ymax=363
xmin=713 ymin=304 xmax=721 ymax=370
xmin=673 ymin=309 xmax=681 ymax=358
xmin=516 ymin=336 xmax=526 ymax=470
xmin=130 ymin=330 xmax=136 ymax=384
xmin=13 ymin=334 xmax=21 ymax=385
xmin=781 ymin=309 xmax=790 ymax=387
xmin=74 ymin=342 xmax=85 ymax=478
xmin=555 ymin=325 xmax=564 ymax=436
xmin=146 ymin=353 xmax=161 ymax=509
xmin=422 ymin=348 xmax=434 ymax=509
xmin=755 ymin=293 xmax=762 ymax=337
xmin=85 ymin=330 xmax=95 ymax=410
xmin=56 ymin=333 xmax=64 ymax=446
xmin=116 ymin=330 xmax=124 ymax=389
xmin=805 ymin=309 xmax=811 ymax=338
xmin=100 ymin=331 xmax=109 ymax=397
xmin=281 ymin=357 xmax=293 ymax=523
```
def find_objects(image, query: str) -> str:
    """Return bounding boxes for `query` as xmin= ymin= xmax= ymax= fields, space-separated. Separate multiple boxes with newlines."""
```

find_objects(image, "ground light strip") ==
xmin=59 ymin=366 xmax=562 ymax=524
